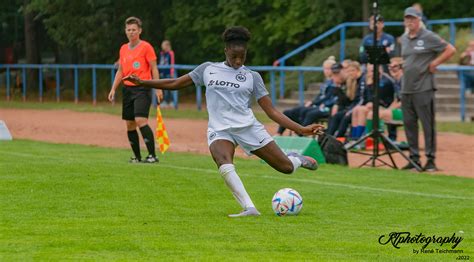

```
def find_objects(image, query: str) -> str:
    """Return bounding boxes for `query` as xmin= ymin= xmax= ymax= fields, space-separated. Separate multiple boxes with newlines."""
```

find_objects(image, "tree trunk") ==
xmin=56 ymin=46 xmax=76 ymax=99
xmin=23 ymin=0 xmax=41 ymax=101
xmin=363 ymin=0 xmax=369 ymax=36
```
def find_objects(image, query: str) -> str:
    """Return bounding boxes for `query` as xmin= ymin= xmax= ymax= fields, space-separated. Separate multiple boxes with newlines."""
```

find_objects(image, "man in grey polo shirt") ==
xmin=400 ymin=7 xmax=456 ymax=171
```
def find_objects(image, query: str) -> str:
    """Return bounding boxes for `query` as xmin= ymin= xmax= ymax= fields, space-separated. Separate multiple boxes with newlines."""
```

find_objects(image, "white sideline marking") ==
xmin=159 ymin=164 xmax=474 ymax=201
xmin=2 ymin=150 xmax=473 ymax=201
xmin=259 ymin=175 xmax=474 ymax=201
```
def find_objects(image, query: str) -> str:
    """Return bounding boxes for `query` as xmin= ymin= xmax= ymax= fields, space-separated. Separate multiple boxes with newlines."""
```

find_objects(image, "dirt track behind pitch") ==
xmin=1 ymin=108 xmax=473 ymax=178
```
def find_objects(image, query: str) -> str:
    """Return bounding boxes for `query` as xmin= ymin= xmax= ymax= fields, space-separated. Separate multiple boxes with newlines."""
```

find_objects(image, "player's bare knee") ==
xmin=275 ymin=160 xmax=294 ymax=174
xmin=212 ymin=155 xmax=233 ymax=167
xmin=126 ymin=121 xmax=136 ymax=130
xmin=135 ymin=118 xmax=148 ymax=127
xmin=280 ymin=166 xmax=294 ymax=174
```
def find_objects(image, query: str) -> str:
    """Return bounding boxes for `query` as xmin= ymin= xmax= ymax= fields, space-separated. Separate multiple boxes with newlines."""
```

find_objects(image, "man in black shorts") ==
xmin=108 ymin=17 xmax=162 ymax=163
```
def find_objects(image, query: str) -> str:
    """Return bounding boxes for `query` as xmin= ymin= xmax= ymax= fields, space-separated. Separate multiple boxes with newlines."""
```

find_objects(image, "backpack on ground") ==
xmin=317 ymin=133 xmax=348 ymax=166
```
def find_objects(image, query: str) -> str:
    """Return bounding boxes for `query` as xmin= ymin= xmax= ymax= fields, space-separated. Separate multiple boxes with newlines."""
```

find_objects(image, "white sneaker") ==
xmin=142 ymin=155 xmax=159 ymax=163
xmin=228 ymin=207 xmax=261 ymax=218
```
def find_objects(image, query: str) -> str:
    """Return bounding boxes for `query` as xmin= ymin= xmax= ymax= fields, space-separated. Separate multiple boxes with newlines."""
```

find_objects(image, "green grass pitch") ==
xmin=0 ymin=140 xmax=472 ymax=260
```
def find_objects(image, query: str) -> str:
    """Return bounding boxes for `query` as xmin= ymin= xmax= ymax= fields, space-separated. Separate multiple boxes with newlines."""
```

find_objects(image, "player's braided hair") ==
xmin=222 ymin=26 xmax=251 ymax=47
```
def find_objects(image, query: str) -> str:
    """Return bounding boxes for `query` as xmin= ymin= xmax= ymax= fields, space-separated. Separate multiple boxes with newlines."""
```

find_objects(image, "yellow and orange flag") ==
xmin=156 ymin=105 xmax=170 ymax=154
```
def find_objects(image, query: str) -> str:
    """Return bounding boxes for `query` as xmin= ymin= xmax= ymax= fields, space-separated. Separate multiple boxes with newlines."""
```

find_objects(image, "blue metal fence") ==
xmin=0 ymin=64 xmax=323 ymax=107
xmin=1 ymin=17 xmax=473 ymax=120
xmin=274 ymin=18 xmax=474 ymax=67
xmin=273 ymin=17 xmax=474 ymax=103
xmin=1 ymin=63 xmax=472 ymax=121
xmin=0 ymin=64 xmax=190 ymax=107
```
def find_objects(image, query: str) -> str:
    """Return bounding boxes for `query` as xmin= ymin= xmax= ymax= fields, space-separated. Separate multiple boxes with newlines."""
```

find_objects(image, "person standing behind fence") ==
xmin=459 ymin=39 xmax=474 ymax=92
xmin=159 ymin=40 xmax=176 ymax=107
xmin=400 ymin=7 xmax=456 ymax=171
xmin=108 ymin=16 xmax=163 ymax=163
xmin=359 ymin=15 xmax=395 ymax=65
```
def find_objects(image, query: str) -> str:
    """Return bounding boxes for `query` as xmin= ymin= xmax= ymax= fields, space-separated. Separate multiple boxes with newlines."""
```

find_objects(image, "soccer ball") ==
xmin=271 ymin=188 xmax=303 ymax=216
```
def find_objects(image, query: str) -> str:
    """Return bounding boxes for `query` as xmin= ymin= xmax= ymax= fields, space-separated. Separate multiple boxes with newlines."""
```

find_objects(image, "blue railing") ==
xmin=0 ymin=64 xmax=189 ymax=108
xmin=1 ymin=63 xmax=472 ymax=121
xmin=0 ymin=63 xmax=472 ymax=121
xmin=440 ymin=65 xmax=474 ymax=122
xmin=0 ymin=64 xmax=323 ymax=108
xmin=273 ymin=17 xmax=474 ymax=101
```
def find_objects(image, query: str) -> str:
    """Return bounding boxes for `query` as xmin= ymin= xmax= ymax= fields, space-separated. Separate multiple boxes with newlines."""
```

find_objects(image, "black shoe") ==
xmin=402 ymin=160 xmax=421 ymax=170
xmin=142 ymin=155 xmax=159 ymax=163
xmin=423 ymin=160 xmax=438 ymax=172
xmin=129 ymin=157 xmax=141 ymax=163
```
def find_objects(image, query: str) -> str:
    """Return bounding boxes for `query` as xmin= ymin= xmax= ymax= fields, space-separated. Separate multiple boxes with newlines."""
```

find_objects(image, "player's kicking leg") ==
xmin=252 ymin=141 xmax=318 ymax=173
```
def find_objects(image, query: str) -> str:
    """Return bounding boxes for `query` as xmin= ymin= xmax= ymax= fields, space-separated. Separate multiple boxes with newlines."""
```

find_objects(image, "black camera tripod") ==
xmin=345 ymin=0 xmax=422 ymax=171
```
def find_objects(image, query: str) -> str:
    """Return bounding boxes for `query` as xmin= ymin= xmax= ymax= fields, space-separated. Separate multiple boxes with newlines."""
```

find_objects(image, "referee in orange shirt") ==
xmin=108 ymin=16 xmax=162 ymax=163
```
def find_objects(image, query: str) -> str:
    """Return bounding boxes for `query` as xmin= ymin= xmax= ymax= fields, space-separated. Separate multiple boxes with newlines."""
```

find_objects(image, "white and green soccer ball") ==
xmin=271 ymin=188 xmax=303 ymax=216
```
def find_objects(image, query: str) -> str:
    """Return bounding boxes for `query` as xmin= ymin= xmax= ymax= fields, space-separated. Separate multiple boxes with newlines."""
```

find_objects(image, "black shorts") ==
xmin=122 ymin=86 xmax=152 ymax=120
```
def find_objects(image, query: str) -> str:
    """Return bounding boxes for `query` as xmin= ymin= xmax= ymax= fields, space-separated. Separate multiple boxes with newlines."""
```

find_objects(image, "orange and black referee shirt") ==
xmin=119 ymin=40 xmax=157 ymax=86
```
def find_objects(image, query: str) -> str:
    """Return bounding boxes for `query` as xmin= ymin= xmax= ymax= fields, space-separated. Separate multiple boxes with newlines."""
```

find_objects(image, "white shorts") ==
xmin=207 ymin=123 xmax=274 ymax=156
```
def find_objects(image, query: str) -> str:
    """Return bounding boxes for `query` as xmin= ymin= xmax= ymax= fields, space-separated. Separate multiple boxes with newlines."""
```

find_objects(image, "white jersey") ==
xmin=189 ymin=62 xmax=269 ymax=131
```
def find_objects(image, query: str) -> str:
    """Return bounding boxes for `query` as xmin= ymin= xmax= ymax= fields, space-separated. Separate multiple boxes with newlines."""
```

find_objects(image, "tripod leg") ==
xmin=359 ymin=156 xmax=374 ymax=167
xmin=375 ymin=157 xmax=396 ymax=168
xmin=380 ymin=135 xmax=398 ymax=169
xmin=380 ymin=134 xmax=422 ymax=172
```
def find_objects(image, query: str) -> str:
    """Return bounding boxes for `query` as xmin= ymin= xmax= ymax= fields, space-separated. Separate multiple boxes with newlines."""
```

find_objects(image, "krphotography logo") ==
xmin=378 ymin=232 xmax=465 ymax=255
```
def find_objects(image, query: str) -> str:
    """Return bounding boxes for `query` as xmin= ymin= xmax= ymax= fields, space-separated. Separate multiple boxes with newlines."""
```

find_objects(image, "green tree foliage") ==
xmin=161 ymin=0 xmax=354 ymax=65
xmin=27 ymin=0 xmax=171 ymax=63
xmin=2 ymin=0 xmax=473 ymax=65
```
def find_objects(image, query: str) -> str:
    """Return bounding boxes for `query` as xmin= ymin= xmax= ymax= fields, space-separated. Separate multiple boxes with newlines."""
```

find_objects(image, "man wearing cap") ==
xmin=359 ymin=15 xmax=396 ymax=65
xmin=400 ymin=7 xmax=456 ymax=171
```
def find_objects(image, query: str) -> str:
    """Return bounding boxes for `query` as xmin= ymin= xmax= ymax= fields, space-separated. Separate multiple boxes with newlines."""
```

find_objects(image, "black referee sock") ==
xmin=139 ymin=125 xmax=156 ymax=157
xmin=127 ymin=130 xmax=141 ymax=160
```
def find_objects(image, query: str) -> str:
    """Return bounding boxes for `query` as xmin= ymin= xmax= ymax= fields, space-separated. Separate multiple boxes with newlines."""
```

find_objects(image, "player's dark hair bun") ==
xmin=222 ymin=26 xmax=251 ymax=44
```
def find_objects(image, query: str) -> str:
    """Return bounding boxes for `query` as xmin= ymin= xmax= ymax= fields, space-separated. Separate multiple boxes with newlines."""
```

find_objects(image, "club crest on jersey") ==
xmin=235 ymin=73 xmax=246 ymax=82
xmin=209 ymin=132 xmax=217 ymax=140
xmin=414 ymin=40 xmax=425 ymax=50
xmin=133 ymin=61 xmax=141 ymax=69
xmin=208 ymin=79 xmax=240 ymax=88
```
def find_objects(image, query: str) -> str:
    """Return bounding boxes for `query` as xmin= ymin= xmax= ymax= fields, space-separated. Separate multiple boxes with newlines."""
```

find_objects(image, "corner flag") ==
xmin=156 ymin=106 xmax=170 ymax=154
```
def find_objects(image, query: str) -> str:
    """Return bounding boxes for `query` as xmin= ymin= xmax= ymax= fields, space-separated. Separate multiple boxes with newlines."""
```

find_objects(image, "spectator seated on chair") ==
xmin=385 ymin=57 xmax=404 ymax=141
xmin=327 ymin=62 xmax=362 ymax=138
xmin=345 ymin=63 xmax=395 ymax=149
xmin=277 ymin=56 xmax=337 ymax=135
xmin=327 ymin=61 xmax=365 ymax=139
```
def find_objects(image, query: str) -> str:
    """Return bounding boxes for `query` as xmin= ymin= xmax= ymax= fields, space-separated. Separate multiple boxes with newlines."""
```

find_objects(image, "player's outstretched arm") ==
xmin=122 ymin=74 xmax=194 ymax=90
xmin=258 ymin=95 xmax=324 ymax=136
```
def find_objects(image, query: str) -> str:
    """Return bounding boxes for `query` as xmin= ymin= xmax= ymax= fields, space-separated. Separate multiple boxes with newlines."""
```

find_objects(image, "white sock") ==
xmin=287 ymin=155 xmax=302 ymax=173
xmin=219 ymin=164 xmax=255 ymax=209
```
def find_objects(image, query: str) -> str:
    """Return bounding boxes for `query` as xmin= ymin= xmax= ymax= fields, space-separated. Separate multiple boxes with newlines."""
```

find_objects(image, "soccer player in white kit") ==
xmin=124 ymin=26 xmax=324 ymax=217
